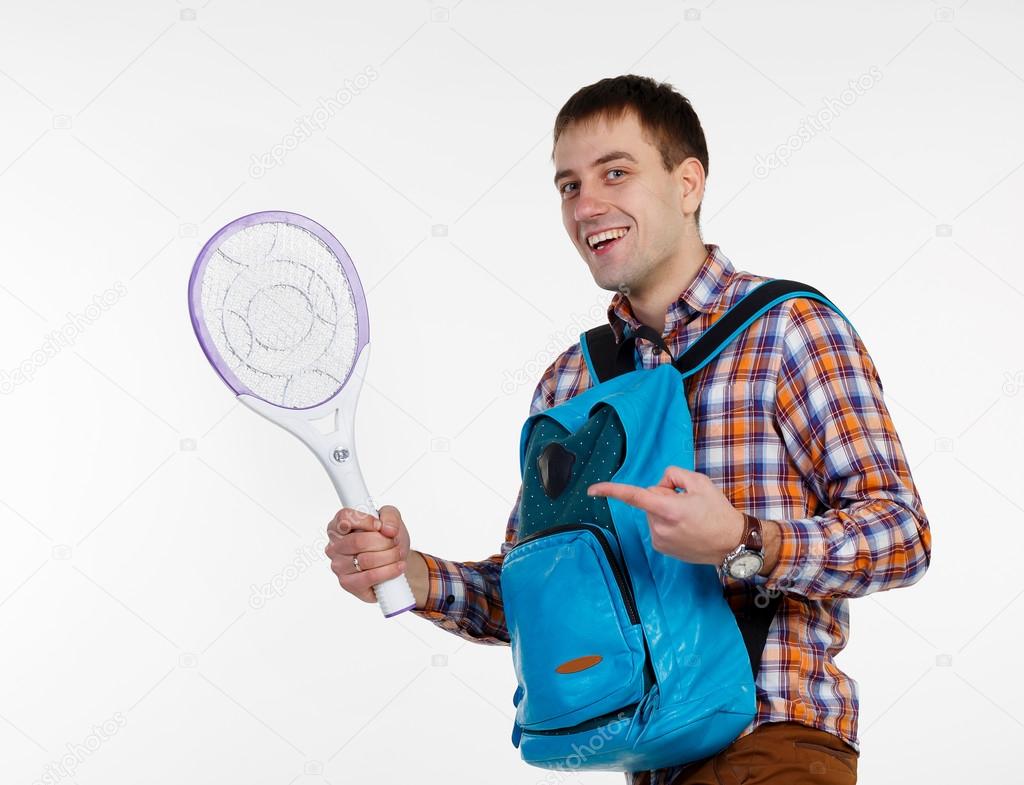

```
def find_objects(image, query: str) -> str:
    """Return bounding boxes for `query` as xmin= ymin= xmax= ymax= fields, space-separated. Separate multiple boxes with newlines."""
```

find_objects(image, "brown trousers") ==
xmin=633 ymin=722 xmax=859 ymax=785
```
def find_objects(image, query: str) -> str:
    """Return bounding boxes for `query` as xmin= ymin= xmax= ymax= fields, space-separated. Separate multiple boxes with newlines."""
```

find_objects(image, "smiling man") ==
xmin=326 ymin=74 xmax=931 ymax=785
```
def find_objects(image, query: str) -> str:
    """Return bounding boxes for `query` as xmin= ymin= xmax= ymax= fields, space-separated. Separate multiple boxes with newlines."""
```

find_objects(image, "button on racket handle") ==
xmin=373 ymin=574 xmax=417 ymax=618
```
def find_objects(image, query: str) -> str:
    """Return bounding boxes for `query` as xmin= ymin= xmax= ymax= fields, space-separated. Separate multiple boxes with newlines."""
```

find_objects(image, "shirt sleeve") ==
xmin=409 ymin=365 xmax=555 ymax=644
xmin=761 ymin=297 xmax=932 ymax=599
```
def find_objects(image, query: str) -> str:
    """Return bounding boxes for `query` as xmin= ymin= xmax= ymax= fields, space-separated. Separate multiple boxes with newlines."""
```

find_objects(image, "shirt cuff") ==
xmin=761 ymin=516 xmax=832 ymax=596
xmin=409 ymin=551 xmax=468 ymax=620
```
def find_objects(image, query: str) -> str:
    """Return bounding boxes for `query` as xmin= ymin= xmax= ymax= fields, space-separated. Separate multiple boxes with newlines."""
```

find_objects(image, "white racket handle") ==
xmin=316 ymin=378 xmax=416 ymax=618
xmin=327 ymin=458 xmax=417 ymax=618
xmin=237 ymin=346 xmax=417 ymax=619
xmin=372 ymin=574 xmax=418 ymax=618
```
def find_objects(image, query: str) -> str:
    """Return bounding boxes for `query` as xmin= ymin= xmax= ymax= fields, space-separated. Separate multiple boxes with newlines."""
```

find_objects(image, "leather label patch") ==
xmin=555 ymin=655 xmax=603 ymax=674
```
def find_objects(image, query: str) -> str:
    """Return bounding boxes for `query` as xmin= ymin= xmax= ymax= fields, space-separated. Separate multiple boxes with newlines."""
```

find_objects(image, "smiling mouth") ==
xmin=587 ymin=226 xmax=630 ymax=256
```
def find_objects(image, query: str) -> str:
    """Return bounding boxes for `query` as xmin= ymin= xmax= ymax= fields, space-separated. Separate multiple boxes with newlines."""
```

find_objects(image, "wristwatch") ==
xmin=720 ymin=513 xmax=765 ymax=580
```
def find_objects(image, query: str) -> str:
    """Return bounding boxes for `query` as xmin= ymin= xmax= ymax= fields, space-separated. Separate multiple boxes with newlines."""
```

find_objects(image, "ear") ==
xmin=673 ymin=157 xmax=705 ymax=217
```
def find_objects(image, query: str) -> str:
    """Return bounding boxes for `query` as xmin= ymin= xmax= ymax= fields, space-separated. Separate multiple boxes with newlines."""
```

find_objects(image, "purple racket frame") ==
xmin=187 ymin=210 xmax=370 ymax=408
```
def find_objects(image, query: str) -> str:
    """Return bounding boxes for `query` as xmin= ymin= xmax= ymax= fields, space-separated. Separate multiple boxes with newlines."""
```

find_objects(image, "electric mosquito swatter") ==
xmin=188 ymin=210 xmax=416 ymax=617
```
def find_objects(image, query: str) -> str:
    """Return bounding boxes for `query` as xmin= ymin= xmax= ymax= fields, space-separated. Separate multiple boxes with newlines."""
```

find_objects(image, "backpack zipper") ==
xmin=519 ymin=700 xmax=641 ymax=736
xmin=515 ymin=522 xmax=640 ymax=625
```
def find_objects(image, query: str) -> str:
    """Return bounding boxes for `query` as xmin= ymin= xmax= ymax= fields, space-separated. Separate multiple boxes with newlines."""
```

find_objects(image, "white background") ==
xmin=1 ymin=1 xmax=1021 ymax=783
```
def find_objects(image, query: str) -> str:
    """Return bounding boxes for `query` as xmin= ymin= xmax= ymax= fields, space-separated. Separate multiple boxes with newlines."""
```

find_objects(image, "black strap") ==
xmin=583 ymin=323 xmax=675 ymax=388
xmin=582 ymin=279 xmax=833 ymax=675
xmin=672 ymin=279 xmax=828 ymax=377
xmin=584 ymin=279 xmax=830 ymax=384
xmin=582 ymin=321 xmax=634 ymax=382
xmin=733 ymin=592 xmax=782 ymax=678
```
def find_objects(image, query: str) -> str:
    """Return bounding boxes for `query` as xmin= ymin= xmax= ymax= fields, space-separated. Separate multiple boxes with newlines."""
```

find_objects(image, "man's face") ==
xmin=553 ymin=110 xmax=690 ymax=296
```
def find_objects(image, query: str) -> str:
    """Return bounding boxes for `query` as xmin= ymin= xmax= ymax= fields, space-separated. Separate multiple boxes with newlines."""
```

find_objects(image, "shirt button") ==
xmin=652 ymin=345 xmax=662 ymax=354
xmin=445 ymin=594 xmax=455 ymax=605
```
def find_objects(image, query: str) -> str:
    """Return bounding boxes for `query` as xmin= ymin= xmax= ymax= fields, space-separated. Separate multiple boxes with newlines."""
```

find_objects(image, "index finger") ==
xmin=327 ymin=507 xmax=381 ymax=537
xmin=587 ymin=481 xmax=668 ymax=515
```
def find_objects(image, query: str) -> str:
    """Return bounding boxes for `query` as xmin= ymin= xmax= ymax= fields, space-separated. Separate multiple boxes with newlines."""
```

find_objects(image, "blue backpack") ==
xmin=499 ymin=280 xmax=851 ymax=772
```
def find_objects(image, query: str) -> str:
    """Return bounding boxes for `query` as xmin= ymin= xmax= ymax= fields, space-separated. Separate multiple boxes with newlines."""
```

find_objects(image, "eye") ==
xmin=558 ymin=169 xmax=627 ymax=197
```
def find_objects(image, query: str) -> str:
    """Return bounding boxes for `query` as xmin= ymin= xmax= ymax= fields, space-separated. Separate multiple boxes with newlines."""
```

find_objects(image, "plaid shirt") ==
xmin=412 ymin=244 xmax=931 ymax=784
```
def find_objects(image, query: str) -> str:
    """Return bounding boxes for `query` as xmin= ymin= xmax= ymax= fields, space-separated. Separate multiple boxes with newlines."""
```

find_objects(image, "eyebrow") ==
xmin=553 ymin=151 xmax=638 ymax=186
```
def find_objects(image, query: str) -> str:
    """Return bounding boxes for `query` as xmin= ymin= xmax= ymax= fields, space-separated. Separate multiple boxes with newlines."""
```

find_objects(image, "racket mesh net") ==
xmin=199 ymin=221 xmax=358 ymax=408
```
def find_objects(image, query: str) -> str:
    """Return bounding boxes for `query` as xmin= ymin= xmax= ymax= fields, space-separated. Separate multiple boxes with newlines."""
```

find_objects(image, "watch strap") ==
xmin=741 ymin=513 xmax=764 ymax=554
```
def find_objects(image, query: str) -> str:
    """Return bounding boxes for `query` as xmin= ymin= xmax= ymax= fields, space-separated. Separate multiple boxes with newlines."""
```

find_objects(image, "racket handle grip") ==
xmin=373 ymin=574 xmax=417 ymax=618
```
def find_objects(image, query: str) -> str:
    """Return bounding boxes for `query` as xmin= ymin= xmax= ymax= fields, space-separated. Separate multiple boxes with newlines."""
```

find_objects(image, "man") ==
xmin=325 ymin=74 xmax=931 ymax=784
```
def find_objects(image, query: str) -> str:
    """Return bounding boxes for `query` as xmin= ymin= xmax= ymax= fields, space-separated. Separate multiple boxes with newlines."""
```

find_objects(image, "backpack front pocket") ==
xmin=501 ymin=523 xmax=648 ymax=732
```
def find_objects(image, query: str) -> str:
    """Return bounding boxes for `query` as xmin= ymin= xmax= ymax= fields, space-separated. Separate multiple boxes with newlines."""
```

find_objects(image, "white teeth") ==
xmin=587 ymin=227 xmax=628 ymax=248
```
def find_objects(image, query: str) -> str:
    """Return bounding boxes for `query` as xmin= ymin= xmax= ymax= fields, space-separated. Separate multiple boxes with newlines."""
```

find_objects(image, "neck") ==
xmin=627 ymin=233 xmax=710 ymax=335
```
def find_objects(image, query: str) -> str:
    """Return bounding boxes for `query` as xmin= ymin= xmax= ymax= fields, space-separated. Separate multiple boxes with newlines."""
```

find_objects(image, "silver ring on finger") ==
xmin=352 ymin=554 xmax=361 ymax=572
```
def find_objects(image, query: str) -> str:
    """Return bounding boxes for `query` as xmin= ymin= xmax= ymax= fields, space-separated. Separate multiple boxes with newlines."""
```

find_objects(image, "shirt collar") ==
xmin=606 ymin=243 xmax=736 ymax=344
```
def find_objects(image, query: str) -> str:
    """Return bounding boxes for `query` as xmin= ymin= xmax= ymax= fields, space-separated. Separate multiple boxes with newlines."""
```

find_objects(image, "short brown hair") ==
xmin=552 ymin=74 xmax=709 ymax=226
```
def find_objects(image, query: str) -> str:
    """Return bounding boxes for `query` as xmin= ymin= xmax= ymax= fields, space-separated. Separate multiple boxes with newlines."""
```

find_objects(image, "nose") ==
xmin=573 ymin=189 xmax=607 ymax=227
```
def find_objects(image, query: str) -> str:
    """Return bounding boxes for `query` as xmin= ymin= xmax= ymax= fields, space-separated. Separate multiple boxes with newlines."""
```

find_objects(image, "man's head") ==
xmin=552 ymin=75 xmax=708 ymax=298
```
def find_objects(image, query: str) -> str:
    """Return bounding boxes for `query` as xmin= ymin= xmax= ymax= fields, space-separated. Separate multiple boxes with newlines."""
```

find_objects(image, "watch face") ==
xmin=728 ymin=552 xmax=763 ymax=579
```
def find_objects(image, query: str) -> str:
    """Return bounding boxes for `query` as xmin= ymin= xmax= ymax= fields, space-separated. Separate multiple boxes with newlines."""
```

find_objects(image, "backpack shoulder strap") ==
xmin=581 ymin=324 xmax=633 ymax=384
xmin=734 ymin=592 xmax=782 ymax=679
xmin=673 ymin=278 xmax=844 ymax=378
xmin=582 ymin=321 xmax=672 ymax=384
xmin=582 ymin=279 xmax=847 ymax=384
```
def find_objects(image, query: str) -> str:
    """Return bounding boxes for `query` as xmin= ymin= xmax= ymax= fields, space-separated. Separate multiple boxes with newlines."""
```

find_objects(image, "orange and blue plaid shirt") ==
xmin=412 ymin=244 xmax=931 ymax=784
